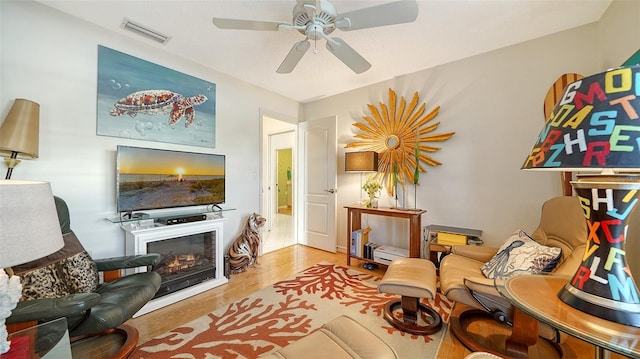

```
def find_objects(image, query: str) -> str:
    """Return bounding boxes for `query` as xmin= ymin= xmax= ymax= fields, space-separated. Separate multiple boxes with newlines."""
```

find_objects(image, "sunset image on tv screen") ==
xmin=117 ymin=146 xmax=225 ymax=212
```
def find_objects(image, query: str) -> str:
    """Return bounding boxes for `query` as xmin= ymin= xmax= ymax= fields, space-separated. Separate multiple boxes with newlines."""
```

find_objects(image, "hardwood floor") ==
xmin=262 ymin=212 xmax=295 ymax=254
xmin=128 ymin=245 xmax=628 ymax=358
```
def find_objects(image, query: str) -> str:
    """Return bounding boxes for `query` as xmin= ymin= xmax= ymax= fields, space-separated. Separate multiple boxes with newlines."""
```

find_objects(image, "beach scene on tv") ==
xmin=118 ymin=147 xmax=225 ymax=212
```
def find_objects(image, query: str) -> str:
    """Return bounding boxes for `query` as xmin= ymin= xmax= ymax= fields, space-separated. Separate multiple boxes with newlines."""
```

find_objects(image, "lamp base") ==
xmin=563 ymin=175 xmax=640 ymax=328
xmin=558 ymin=284 xmax=640 ymax=327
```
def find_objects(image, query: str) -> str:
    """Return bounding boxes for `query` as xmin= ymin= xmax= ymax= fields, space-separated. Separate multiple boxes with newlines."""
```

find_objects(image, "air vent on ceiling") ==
xmin=121 ymin=19 xmax=170 ymax=45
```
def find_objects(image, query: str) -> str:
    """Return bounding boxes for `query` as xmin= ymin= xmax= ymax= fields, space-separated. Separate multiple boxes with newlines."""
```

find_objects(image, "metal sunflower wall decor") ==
xmin=345 ymin=88 xmax=455 ymax=197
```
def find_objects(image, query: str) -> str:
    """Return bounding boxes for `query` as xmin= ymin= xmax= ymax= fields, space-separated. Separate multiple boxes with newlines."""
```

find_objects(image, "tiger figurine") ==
xmin=227 ymin=213 xmax=266 ymax=274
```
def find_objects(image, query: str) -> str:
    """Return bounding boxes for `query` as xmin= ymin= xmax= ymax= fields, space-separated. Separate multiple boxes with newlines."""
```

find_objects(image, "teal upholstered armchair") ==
xmin=7 ymin=196 xmax=161 ymax=353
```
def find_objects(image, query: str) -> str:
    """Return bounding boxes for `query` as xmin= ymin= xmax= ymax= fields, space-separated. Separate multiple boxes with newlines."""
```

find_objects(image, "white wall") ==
xmin=304 ymin=22 xmax=609 ymax=249
xmin=597 ymin=0 xmax=640 ymax=69
xmin=1 ymin=1 xmax=299 ymax=258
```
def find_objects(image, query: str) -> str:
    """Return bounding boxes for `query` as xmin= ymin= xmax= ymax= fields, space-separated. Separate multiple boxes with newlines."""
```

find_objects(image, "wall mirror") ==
xmin=346 ymin=88 xmax=455 ymax=196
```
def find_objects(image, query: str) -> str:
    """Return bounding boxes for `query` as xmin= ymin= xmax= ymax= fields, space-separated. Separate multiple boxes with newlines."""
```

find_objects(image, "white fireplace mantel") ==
xmin=121 ymin=217 xmax=228 ymax=317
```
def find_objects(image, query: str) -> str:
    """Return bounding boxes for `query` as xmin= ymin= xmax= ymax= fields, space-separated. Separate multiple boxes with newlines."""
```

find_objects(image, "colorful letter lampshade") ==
xmin=522 ymin=65 xmax=640 ymax=327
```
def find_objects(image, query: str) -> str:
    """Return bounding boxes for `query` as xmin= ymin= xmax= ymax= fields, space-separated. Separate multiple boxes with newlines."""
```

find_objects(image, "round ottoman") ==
xmin=377 ymin=258 xmax=442 ymax=335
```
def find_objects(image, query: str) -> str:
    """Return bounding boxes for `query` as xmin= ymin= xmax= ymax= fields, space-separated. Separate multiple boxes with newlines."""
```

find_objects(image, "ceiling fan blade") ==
xmin=335 ymin=0 xmax=418 ymax=31
xmin=212 ymin=18 xmax=287 ymax=31
xmin=325 ymin=38 xmax=371 ymax=74
xmin=277 ymin=40 xmax=311 ymax=74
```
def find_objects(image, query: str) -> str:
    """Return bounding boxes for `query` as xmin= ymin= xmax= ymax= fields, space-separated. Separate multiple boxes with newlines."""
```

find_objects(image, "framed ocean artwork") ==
xmin=96 ymin=45 xmax=216 ymax=148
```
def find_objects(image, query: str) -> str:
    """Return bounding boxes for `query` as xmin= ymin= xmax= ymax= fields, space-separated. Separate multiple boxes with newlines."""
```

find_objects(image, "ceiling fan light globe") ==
xmin=306 ymin=23 xmax=325 ymax=40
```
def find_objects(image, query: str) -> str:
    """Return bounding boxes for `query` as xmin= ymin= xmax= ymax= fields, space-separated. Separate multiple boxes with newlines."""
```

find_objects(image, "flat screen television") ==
xmin=116 ymin=145 xmax=225 ymax=215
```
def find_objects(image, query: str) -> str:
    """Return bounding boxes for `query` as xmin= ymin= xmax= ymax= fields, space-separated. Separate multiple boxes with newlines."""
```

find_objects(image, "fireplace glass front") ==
xmin=148 ymin=230 xmax=217 ymax=298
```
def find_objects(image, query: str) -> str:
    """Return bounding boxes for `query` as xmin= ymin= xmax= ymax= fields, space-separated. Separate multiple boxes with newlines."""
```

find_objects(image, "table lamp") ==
xmin=0 ymin=99 xmax=40 ymax=179
xmin=345 ymin=151 xmax=379 ymax=172
xmin=522 ymin=65 xmax=640 ymax=327
xmin=0 ymin=180 xmax=65 ymax=353
xmin=345 ymin=151 xmax=379 ymax=203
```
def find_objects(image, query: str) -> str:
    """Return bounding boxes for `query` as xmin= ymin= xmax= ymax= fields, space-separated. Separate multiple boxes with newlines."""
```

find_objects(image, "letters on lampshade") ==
xmin=522 ymin=65 xmax=640 ymax=171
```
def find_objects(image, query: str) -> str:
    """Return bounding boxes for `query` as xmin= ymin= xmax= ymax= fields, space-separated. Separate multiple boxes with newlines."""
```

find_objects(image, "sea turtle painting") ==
xmin=110 ymin=89 xmax=208 ymax=127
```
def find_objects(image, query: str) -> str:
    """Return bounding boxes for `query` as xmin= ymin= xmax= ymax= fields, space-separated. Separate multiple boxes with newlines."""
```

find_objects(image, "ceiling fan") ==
xmin=212 ymin=0 xmax=418 ymax=74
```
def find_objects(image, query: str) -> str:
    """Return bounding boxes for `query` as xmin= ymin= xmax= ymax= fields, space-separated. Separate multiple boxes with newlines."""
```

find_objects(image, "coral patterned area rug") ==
xmin=130 ymin=263 xmax=453 ymax=358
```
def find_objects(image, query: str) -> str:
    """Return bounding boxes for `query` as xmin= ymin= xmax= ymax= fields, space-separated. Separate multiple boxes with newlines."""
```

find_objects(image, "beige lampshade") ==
xmin=345 ymin=151 xmax=378 ymax=172
xmin=0 ymin=180 xmax=64 ymax=268
xmin=0 ymin=99 xmax=40 ymax=160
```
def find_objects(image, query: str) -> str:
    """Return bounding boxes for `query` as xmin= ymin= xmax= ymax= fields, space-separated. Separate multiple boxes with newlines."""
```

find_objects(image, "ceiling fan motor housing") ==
xmin=293 ymin=0 xmax=336 ymax=36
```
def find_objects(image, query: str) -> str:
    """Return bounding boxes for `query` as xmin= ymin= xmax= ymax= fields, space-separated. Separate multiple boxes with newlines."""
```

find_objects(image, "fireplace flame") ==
xmin=161 ymin=253 xmax=202 ymax=275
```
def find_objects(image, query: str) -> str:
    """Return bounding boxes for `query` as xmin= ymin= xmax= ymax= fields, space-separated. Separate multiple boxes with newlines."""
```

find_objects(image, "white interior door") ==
xmin=297 ymin=116 xmax=337 ymax=252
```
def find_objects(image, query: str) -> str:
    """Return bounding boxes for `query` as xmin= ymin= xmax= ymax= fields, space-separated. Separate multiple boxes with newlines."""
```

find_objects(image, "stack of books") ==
xmin=350 ymin=227 xmax=372 ymax=258
xmin=363 ymin=242 xmax=380 ymax=260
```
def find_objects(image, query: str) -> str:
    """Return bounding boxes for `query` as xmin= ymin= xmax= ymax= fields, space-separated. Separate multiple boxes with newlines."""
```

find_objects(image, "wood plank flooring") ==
xmin=127 ymin=245 xmax=628 ymax=359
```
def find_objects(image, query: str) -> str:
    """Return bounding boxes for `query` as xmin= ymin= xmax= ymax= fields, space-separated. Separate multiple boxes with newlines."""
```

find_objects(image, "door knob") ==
xmin=325 ymin=189 xmax=336 ymax=194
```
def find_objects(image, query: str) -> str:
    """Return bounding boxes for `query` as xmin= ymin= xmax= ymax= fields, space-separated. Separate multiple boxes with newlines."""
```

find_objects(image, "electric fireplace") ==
xmin=122 ymin=218 xmax=228 ymax=316
xmin=149 ymin=231 xmax=217 ymax=299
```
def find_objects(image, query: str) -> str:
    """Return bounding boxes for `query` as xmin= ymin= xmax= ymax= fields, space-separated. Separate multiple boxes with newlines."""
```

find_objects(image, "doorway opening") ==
xmin=261 ymin=114 xmax=297 ymax=254
xmin=276 ymin=148 xmax=293 ymax=215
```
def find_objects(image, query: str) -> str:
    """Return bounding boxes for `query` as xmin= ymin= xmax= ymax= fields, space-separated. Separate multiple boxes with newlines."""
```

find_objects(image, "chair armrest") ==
xmin=7 ymin=293 xmax=101 ymax=324
xmin=451 ymin=245 xmax=498 ymax=262
xmin=463 ymin=276 xmax=497 ymax=295
xmin=94 ymin=253 xmax=161 ymax=271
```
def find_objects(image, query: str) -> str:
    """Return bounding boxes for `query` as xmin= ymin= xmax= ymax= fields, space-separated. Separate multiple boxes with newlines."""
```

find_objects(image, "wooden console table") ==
xmin=344 ymin=205 xmax=426 ymax=266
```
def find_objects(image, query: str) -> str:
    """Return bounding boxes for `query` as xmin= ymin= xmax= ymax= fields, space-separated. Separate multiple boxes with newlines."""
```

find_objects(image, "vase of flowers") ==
xmin=362 ymin=179 xmax=382 ymax=208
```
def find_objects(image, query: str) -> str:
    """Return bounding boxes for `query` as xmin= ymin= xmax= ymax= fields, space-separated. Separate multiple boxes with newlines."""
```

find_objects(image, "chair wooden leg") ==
xmin=401 ymin=296 xmax=419 ymax=323
xmin=112 ymin=324 xmax=138 ymax=359
xmin=70 ymin=324 xmax=138 ymax=359
xmin=449 ymin=302 xmax=562 ymax=359
xmin=383 ymin=296 xmax=442 ymax=335
xmin=506 ymin=307 xmax=539 ymax=358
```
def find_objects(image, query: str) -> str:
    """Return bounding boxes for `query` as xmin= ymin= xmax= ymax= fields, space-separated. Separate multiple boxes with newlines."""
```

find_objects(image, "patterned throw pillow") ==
xmin=13 ymin=232 xmax=99 ymax=301
xmin=481 ymin=229 xmax=562 ymax=279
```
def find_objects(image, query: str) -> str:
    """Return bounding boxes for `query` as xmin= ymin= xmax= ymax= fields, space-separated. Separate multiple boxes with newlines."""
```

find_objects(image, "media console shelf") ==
xmin=344 ymin=205 xmax=426 ymax=266
xmin=106 ymin=207 xmax=235 ymax=224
